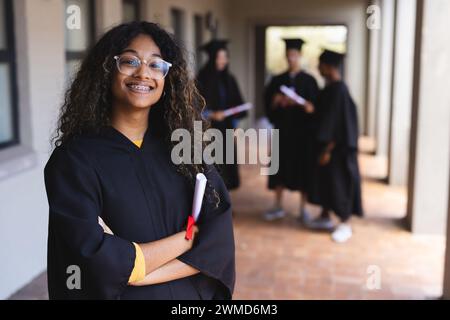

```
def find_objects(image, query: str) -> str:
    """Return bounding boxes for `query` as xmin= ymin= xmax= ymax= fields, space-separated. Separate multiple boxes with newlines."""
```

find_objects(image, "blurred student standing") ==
xmin=263 ymin=38 xmax=319 ymax=222
xmin=196 ymin=40 xmax=247 ymax=191
xmin=308 ymin=49 xmax=364 ymax=243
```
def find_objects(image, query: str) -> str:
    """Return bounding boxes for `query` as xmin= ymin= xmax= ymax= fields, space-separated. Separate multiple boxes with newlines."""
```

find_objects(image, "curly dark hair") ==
xmin=53 ymin=21 xmax=219 ymax=204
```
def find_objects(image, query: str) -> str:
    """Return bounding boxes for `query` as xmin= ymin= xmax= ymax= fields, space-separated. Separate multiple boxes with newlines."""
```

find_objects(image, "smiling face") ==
xmin=111 ymin=34 xmax=166 ymax=111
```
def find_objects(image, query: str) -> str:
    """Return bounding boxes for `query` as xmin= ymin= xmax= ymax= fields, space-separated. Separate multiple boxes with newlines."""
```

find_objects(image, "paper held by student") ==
xmin=192 ymin=173 xmax=207 ymax=221
xmin=203 ymin=103 xmax=253 ymax=119
xmin=222 ymin=102 xmax=253 ymax=117
xmin=280 ymin=85 xmax=307 ymax=105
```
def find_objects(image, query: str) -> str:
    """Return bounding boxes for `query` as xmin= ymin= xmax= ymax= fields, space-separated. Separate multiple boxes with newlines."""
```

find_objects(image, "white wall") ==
xmin=0 ymin=0 xmax=65 ymax=299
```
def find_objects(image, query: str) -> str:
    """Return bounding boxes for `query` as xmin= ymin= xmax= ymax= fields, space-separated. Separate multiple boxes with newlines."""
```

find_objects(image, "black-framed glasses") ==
xmin=113 ymin=54 xmax=173 ymax=80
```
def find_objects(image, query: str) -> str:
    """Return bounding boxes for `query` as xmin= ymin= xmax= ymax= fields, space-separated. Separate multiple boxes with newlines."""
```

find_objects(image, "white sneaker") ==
xmin=331 ymin=223 xmax=352 ymax=243
xmin=263 ymin=207 xmax=286 ymax=221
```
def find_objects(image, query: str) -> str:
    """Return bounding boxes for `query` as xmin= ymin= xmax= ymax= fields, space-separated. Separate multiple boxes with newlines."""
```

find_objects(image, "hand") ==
xmin=190 ymin=225 xmax=199 ymax=240
xmin=210 ymin=111 xmax=225 ymax=122
xmin=272 ymin=93 xmax=284 ymax=107
xmin=319 ymin=151 xmax=331 ymax=166
xmin=285 ymin=96 xmax=298 ymax=107
xmin=273 ymin=93 xmax=291 ymax=108
xmin=303 ymin=101 xmax=315 ymax=114
xmin=183 ymin=225 xmax=199 ymax=250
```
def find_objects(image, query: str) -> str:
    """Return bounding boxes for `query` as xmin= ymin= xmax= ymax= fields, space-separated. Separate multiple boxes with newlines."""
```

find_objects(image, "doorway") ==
xmin=253 ymin=24 xmax=348 ymax=122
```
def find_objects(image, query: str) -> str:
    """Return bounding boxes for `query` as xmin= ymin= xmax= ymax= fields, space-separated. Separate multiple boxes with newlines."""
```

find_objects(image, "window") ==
xmin=193 ymin=14 xmax=204 ymax=73
xmin=123 ymin=0 xmax=140 ymax=22
xmin=0 ymin=0 xmax=19 ymax=149
xmin=64 ymin=0 xmax=96 ymax=79
xmin=170 ymin=8 xmax=185 ymax=43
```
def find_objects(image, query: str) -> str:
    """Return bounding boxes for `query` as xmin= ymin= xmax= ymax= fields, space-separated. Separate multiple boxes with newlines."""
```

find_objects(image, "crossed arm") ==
xmin=99 ymin=217 xmax=200 ymax=286
xmin=133 ymin=258 xmax=199 ymax=286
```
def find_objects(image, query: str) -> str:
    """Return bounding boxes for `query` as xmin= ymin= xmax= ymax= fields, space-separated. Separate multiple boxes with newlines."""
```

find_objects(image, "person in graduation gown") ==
xmin=44 ymin=21 xmax=235 ymax=300
xmin=263 ymin=38 xmax=319 ymax=222
xmin=307 ymin=49 xmax=363 ymax=243
xmin=196 ymin=39 xmax=247 ymax=190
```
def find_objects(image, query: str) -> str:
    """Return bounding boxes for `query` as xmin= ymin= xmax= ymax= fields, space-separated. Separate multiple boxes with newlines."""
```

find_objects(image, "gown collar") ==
xmin=99 ymin=126 xmax=156 ymax=153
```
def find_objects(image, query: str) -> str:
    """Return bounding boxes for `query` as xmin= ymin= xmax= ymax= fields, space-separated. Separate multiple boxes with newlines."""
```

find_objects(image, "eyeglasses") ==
xmin=113 ymin=54 xmax=173 ymax=80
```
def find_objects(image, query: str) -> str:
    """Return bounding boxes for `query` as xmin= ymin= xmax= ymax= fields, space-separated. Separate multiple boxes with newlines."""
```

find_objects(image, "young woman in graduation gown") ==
xmin=308 ymin=50 xmax=364 ymax=243
xmin=196 ymin=40 xmax=247 ymax=190
xmin=44 ymin=22 xmax=235 ymax=300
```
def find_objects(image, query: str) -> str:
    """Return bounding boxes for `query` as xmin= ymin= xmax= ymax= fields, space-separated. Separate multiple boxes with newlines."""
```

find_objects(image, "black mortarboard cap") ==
xmin=319 ymin=49 xmax=345 ymax=67
xmin=283 ymin=38 xmax=305 ymax=51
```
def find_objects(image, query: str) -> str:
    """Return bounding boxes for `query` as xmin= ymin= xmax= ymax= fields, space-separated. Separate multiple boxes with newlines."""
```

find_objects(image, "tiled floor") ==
xmin=231 ymin=138 xmax=445 ymax=299
xmin=8 ymin=138 xmax=446 ymax=300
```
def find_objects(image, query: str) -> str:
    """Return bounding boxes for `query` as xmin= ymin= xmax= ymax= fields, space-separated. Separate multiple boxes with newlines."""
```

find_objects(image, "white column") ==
xmin=387 ymin=0 xmax=416 ymax=186
xmin=375 ymin=0 xmax=395 ymax=158
xmin=365 ymin=0 xmax=381 ymax=139
xmin=406 ymin=0 xmax=450 ymax=234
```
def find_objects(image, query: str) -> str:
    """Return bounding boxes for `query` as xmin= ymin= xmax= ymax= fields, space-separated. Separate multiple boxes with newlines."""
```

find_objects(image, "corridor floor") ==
xmin=231 ymin=138 xmax=445 ymax=299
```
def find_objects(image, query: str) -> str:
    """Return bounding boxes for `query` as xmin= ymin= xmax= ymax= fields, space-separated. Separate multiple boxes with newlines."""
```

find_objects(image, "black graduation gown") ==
xmin=44 ymin=126 xmax=235 ymax=300
xmin=264 ymin=71 xmax=319 ymax=192
xmin=197 ymin=66 xmax=246 ymax=190
xmin=310 ymin=81 xmax=363 ymax=220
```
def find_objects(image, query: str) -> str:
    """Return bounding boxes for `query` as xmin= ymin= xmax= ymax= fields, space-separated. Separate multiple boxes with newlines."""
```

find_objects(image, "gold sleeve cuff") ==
xmin=128 ymin=242 xmax=146 ymax=283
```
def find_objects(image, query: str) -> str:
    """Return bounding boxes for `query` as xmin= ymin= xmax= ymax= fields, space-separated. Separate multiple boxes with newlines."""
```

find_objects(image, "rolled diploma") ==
xmin=222 ymin=103 xmax=253 ymax=117
xmin=98 ymin=217 xmax=114 ymax=235
xmin=280 ymin=85 xmax=306 ymax=105
xmin=192 ymin=173 xmax=207 ymax=222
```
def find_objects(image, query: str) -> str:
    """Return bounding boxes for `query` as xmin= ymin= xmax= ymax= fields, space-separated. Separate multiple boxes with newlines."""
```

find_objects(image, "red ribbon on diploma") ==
xmin=185 ymin=215 xmax=196 ymax=240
